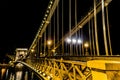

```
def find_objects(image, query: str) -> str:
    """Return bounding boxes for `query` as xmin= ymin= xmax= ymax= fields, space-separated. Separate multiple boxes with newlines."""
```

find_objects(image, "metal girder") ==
xmin=28 ymin=0 xmax=60 ymax=54
xmin=52 ymin=0 xmax=112 ymax=50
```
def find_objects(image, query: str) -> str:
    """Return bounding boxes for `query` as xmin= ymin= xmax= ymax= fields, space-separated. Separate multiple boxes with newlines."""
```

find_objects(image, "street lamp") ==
xmin=47 ymin=40 xmax=52 ymax=56
xmin=52 ymin=49 xmax=55 ymax=53
xmin=47 ymin=40 xmax=52 ymax=46
xmin=66 ymin=38 xmax=82 ymax=44
xmin=66 ymin=38 xmax=71 ymax=43
xmin=77 ymin=39 xmax=82 ymax=44
xmin=72 ymin=38 xmax=77 ymax=44
xmin=31 ymin=49 xmax=35 ymax=53
xmin=84 ymin=42 xmax=89 ymax=56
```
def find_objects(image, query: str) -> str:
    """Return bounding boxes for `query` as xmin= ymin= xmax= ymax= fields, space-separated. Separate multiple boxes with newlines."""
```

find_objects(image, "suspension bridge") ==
xmin=1 ymin=0 xmax=120 ymax=80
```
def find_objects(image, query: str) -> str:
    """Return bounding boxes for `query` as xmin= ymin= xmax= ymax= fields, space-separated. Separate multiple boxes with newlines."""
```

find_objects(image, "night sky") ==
xmin=0 ymin=0 xmax=49 ymax=58
xmin=0 ymin=0 xmax=120 ymax=61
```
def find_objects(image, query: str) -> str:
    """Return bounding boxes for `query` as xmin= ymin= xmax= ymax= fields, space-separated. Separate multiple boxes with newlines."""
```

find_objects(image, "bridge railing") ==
xmin=6 ymin=54 xmax=120 ymax=80
xmin=25 ymin=56 xmax=120 ymax=80
xmin=26 ymin=58 xmax=92 ymax=80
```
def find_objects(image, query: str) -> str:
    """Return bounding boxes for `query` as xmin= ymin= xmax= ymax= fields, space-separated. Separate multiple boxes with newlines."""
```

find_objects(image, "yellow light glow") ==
xmin=1 ymin=68 xmax=6 ymax=78
xmin=52 ymin=49 xmax=55 ymax=52
xmin=84 ymin=42 xmax=89 ymax=48
xmin=47 ymin=40 xmax=52 ymax=46
xmin=31 ymin=49 xmax=35 ymax=52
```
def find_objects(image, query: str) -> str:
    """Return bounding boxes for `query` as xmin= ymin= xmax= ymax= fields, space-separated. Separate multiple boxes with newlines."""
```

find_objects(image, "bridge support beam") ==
xmin=87 ymin=60 xmax=120 ymax=80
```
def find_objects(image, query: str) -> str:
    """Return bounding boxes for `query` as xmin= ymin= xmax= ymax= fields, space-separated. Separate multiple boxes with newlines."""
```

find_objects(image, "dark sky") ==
xmin=0 ymin=0 xmax=120 ymax=59
xmin=0 ymin=0 xmax=49 ymax=57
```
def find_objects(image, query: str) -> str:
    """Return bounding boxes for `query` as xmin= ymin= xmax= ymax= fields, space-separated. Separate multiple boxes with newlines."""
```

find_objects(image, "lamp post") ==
xmin=66 ymin=38 xmax=82 ymax=56
xmin=31 ymin=49 xmax=35 ymax=53
xmin=84 ymin=42 xmax=89 ymax=56
xmin=30 ymin=48 xmax=35 ymax=60
xmin=47 ymin=40 xmax=52 ymax=56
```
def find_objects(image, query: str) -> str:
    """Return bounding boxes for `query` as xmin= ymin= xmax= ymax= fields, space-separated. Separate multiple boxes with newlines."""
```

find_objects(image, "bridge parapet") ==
xmin=87 ymin=60 xmax=120 ymax=80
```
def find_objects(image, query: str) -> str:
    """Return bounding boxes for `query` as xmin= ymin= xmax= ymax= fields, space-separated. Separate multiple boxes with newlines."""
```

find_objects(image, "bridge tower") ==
xmin=15 ymin=48 xmax=28 ymax=61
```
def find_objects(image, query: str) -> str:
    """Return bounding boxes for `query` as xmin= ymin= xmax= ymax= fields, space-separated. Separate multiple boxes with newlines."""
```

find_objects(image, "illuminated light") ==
xmin=42 ymin=20 xmax=45 ymax=23
xmin=1 ymin=68 xmax=6 ymax=77
xmin=72 ymin=39 xmax=77 ymax=44
xmin=43 ymin=73 xmax=46 ymax=76
xmin=46 ymin=10 xmax=49 ymax=13
xmin=84 ymin=42 xmax=89 ymax=48
xmin=47 ymin=40 xmax=52 ymax=46
xmin=78 ymin=39 xmax=82 ymax=44
xmin=47 ymin=76 xmax=51 ymax=79
xmin=45 ymin=14 xmax=48 ymax=17
xmin=40 ymin=52 xmax=42 ymax=54
xmin=31 ymin=49 xmax=34 ymax=52
xmin=41 ymin=23 xmax=43 ymax=26
xmin=44 ymin=17 xmax=46 ymax=20
xmin=48 ymin=4 xmax=52 ymax=9
xmin=66 ymin=38 xmax=71 ymax=43
xmin=40 ymin=71 xmax=42 ymax=74
xmin=66 ymin=38 xmax=83 ymax=44
xmin=50 ymin=1 xmax=53 ymax=4
xmin=52 ymin=49 xmax=55 ymax=53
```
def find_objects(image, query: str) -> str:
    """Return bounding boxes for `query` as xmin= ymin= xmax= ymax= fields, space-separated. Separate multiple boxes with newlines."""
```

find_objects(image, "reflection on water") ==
xmin=1 ymin=66 xmax=24 ymax=80
xmin=15 ymin=63 xmax=24 ymax=80
xmin=1 ymin=68 xmax=6 ymax=80
xmin=9 ymin=73 xmax=15 ymax=80
xmin=15 ymin=71 xmax=23 ymax=80
xmin=1 ymin=66 xmax=40 ymax=80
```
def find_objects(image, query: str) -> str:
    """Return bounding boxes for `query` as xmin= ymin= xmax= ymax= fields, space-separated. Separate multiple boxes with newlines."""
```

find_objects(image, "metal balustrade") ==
xmin=26 ymin=58 xmax=92 ymax=80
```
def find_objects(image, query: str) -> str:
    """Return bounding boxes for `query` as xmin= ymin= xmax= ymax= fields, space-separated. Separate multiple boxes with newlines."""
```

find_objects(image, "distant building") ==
xmin=15 ymin=48 xmax=28 ymax=61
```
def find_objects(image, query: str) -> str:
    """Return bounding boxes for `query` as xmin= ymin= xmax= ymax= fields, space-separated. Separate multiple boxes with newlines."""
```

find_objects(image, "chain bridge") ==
xmin=1 ymin=0 xmax=120 ymax=80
